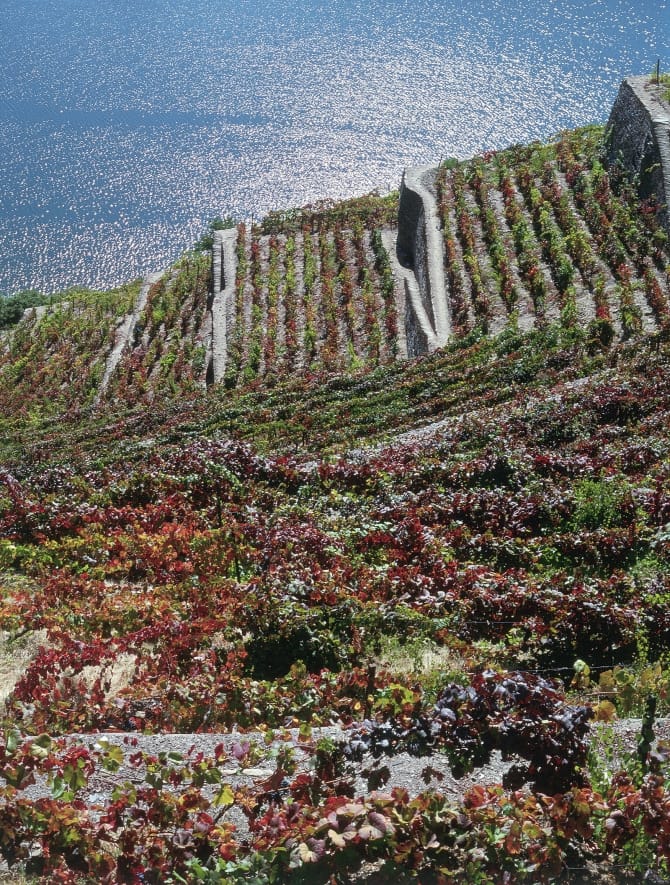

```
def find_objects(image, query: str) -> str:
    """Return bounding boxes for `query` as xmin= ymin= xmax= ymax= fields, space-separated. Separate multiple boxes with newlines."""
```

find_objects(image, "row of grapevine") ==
xmin=221 ymin=217 xmax=403 ymax=386
xmin=0 ymin=282 xmax=139 ymax=418
xmin=434 ymin=127 xmax=670 ymax=343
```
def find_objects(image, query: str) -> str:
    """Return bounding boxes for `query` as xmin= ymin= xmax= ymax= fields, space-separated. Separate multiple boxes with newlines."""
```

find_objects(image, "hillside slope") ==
xmin=1 ymin=126 xmax=668 ymax=428
xmin=0 ymin=125 xmax=670 ymax=883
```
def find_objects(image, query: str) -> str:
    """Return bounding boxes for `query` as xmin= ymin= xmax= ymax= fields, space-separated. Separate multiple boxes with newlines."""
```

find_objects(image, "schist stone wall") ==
xmin=607 ymin=76 xmax=670 ymax=234
xmin=209 ymin=228 xmax=238 ymax=383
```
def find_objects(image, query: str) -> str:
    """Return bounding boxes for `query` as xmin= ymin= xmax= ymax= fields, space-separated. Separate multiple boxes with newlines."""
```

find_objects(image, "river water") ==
xmin=0 ymin=0 xmax=667 ymax=294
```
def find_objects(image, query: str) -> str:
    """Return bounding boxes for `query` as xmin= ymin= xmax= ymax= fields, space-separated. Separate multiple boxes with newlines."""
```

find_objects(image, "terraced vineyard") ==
xmin=435 ymin=127 xmax=670 ymax=342
xmin=1 ymin=120 xmax=670 ymax=883
xmin=101 ymin=255 xmax=213 ymax=405
xmin=0 ymin=282 xmax=141 ymax=417
xmin=1 ymin=127 xmax=668 ymax=423
xmin=217 ymin=197 xmax=401 ymax=387
xmin=0 ymin=194 xmax=401 ymax=420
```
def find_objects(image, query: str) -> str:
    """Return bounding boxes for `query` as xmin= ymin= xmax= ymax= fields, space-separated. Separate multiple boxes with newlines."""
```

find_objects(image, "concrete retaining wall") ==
xmin=381 ymin=229 xmax=436 ymax=357
xmin=210 ymin=229 xmax=238 ymax=384
xmin=397 ymin=166 xmax=451 ymax=350
xmin=607 ymin=76 xmax=670 ymax=233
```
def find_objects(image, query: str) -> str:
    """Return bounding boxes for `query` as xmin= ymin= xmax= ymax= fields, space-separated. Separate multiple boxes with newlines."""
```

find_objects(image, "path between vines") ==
xmin=17 ymin=718 xmax=670 ymax=831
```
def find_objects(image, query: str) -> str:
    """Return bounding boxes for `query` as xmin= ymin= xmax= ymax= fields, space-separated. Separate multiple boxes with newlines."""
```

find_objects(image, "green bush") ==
xmin=0 ymin=290 xmax=50 ymax=329
xmin=193 ymin=215 xmax=237 ymax=252
xmin=570 ymin=476 xmax=635 ymax=530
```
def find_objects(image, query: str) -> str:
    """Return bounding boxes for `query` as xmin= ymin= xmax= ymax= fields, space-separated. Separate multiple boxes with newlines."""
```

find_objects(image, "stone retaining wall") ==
xmin=607 ymin=76 xmax=670 ymax=233
xmin=397 ymin=166 xmax=451 ymax=350
xmin=380 ymin=229 xmax=435 ymax=357
xmin=210 ymin=229 xmax=238 ymax=384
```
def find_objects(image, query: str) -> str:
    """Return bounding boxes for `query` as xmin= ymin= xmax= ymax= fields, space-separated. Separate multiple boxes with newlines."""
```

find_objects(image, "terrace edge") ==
xmin=607 ymin=74 xmax=670 ymax=234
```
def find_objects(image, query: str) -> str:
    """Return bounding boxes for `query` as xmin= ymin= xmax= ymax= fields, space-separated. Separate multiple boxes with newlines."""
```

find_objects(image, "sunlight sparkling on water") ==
xmin=0 ymin=0 xmax=667 ymax=293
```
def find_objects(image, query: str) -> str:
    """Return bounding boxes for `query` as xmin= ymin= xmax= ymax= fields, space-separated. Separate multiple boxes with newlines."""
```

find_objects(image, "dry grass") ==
xmin=376 ymin=636 xmax=466 ymax=682
xmin=0 ymin=627 xmax=48 ymax=706
xmin=0 ymin=572 xmax=46 ymax=706
xmin=81 ymin=652 xmax=137 ymax=700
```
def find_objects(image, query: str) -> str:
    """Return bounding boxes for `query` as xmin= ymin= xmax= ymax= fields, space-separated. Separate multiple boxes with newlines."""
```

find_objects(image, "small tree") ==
xmin=193 ymin=215 xmax=236 ymax=252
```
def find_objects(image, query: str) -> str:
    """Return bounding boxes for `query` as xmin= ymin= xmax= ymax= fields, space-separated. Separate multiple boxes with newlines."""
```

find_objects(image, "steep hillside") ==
xmin=435 ymin=127 xmax=669 ymax=339
xmin=1 ymin=124 xmax=670 ymax=884
xmin=1 ymin=126 xmax=669 ymax=427
xmin=2 ymin=330 xmax=670 ymax=881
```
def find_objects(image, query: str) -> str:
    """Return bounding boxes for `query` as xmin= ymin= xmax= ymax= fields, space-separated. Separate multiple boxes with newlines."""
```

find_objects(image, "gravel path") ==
xmin=12 ymin=717 xmax=669 ymax=820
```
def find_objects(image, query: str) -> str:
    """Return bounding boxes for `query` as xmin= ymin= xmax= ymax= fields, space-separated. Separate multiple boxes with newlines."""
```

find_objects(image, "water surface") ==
xmin=1 ymin=0 xmax=667 ymax=293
